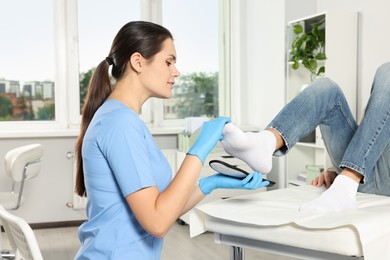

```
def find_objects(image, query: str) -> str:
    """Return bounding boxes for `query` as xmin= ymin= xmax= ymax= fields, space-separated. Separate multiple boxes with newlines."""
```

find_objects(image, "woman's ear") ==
xmin=129 ymin=52 xmax=143 ymax=75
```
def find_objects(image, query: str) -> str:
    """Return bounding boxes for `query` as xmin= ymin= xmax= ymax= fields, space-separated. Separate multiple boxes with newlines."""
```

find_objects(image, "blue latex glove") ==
xmin=199 ymin=172 xmax=270 ymax=195
xmin=187 ymin=117 xmax=231 ymax=164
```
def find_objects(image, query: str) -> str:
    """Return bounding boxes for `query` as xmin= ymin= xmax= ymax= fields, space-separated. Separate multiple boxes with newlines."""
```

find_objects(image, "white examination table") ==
xmin=190 ymin=185 xmax=390 ymax=260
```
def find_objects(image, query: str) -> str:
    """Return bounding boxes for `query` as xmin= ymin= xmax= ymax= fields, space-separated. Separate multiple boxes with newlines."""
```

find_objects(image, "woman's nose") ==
xmin=172 ymin=65 xmax=180 ymax=77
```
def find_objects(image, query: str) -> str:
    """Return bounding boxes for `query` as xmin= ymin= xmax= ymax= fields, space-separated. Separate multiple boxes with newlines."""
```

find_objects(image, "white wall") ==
xmin=230 ymin=0 xmax=285 ymax=127
xmin=0 ymin=137 xmax=86 ymax=224
xmin=242 ymin=0 xmax=286 ymax=127
xmin=317 ymin=0 xmax=390 ymax=118
xmin=231 ymin=0 xmax=317 ymax=129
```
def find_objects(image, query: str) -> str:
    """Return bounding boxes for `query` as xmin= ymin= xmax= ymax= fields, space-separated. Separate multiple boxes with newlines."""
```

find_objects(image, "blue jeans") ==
xmin=268 ymin=62 xmax=390 ymax=196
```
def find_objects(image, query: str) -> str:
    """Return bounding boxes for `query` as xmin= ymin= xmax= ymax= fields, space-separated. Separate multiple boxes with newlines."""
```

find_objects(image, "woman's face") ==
xmin=141 ymin=38 xmax=180 ymax=99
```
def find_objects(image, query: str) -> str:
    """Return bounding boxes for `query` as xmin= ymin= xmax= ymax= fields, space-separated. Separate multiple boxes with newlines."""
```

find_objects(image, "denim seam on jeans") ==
xmin=322 ymin=101 xmax=358 ymax=172
xmin=267 ymin=126 xmax=290 ymax=157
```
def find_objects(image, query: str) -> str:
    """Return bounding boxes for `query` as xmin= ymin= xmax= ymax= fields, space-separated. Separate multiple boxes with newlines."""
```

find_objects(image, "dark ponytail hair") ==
xmin=75 ymin=21 xmax=173 ymax=196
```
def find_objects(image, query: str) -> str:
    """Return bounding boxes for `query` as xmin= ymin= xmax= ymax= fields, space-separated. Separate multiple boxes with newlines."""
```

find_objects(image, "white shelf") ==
xmin=296 ymin=142 xmax=324 ymax=149
xmin=288 ymin=179 xmax=307 ymax=187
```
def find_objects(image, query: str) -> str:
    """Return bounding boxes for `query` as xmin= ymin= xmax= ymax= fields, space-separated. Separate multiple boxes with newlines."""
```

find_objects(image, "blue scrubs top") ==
xmin=75 ymin=99 xmax=172 ymax=260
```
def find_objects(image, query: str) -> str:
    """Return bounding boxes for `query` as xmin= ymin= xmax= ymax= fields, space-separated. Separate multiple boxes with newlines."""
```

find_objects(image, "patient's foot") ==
xmin=300 ymin=175 xmax=358 ymax=213
xmin=221 ymin=123 xmax=276 ymax=174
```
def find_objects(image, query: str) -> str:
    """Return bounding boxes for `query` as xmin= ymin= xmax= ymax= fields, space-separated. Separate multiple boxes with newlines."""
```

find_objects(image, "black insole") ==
xmin=209 ymin=159 xmax=275 ymax=187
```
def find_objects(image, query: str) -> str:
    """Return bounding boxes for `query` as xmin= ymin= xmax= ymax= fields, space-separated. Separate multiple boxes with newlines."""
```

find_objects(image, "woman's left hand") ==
xmin=311 ymin=170 xmax=337 ymax=189
xmin=199 ymin=172 xmax=270 ymax=195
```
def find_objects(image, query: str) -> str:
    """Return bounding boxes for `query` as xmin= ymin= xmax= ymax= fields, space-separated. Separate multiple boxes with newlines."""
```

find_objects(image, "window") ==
xmin=0 ymin=0 xmax=230 ymax=131
xmin=0 ymin=0 xmax=55 ymax=122
xmin=76 ymin=0 xmax=229 ymax=127
xmin=154 ymin=0 xmax=230 ymax=127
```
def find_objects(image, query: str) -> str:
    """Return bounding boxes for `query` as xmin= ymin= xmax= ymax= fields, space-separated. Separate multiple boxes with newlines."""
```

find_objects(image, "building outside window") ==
xmin=0 ymin=0 xmax=55 ymax=121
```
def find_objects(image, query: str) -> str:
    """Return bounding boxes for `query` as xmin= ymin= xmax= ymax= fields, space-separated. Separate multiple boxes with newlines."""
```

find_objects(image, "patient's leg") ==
xmin=302 ymin=63 xmax=390 ymax=211
xmin=300 ymin=169 xmax=361 ymax=213
xmin=221 ymin=123 xmax=277 ymax=174
xmin=339 ymin=62 xmax=390 ymax=195
xmin=221 ymin=78 xmax=353 ymax=175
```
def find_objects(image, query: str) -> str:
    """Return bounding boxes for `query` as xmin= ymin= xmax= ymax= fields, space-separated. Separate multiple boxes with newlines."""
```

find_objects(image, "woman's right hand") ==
xmin=311 ymin=170 xmax=337 ymax=189
xmin=187 ymin=117 xmax=231 ymax=164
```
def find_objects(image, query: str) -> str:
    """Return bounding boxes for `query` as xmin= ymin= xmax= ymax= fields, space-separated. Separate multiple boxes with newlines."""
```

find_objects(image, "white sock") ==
xmin=300 ymin=175 xmax=358 ymax=213
xmin=221 ymin=123 xmax=276 ymax=174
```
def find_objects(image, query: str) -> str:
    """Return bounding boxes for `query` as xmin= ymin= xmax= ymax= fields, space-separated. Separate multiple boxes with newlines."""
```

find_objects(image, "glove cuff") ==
xmin=187 ymin=147 xmax=206 ymax=164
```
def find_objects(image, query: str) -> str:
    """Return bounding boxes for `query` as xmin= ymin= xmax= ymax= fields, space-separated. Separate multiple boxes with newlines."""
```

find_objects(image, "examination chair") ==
xmin=0 ymin=205 xmax=43 ymax=260
xmin=0 ymin=144 xmax=44 ymax=259
xmin=190 ymin=185 xmax=390 ymax=260
xmin=0 ymin=144 xmax=44 ymax=210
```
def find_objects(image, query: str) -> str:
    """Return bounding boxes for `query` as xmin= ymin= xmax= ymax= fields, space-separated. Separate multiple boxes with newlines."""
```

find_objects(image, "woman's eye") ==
xmin=166 ymin=61 xmax=172 ymax=66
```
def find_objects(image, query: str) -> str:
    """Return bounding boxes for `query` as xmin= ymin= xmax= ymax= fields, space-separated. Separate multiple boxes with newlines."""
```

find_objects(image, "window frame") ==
xmin=0 ymin=0 xmax=71 ymax=131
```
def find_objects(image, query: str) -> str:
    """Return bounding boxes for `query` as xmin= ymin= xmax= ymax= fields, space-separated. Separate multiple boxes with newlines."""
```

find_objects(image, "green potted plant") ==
xmin=289 ymin=18 xmax=326 ymax=81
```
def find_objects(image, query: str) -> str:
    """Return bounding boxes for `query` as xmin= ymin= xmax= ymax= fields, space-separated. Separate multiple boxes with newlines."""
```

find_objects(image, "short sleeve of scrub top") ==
xmin=75 ymin=100 xmax=172 ymax=260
